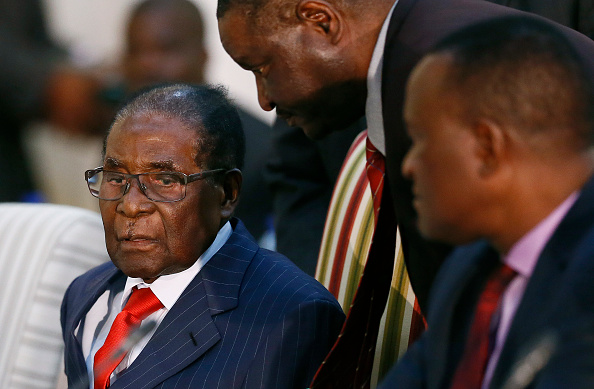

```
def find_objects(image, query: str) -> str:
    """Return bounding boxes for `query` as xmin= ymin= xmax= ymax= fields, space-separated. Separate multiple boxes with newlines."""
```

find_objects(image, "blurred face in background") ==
xmin=124 ymin=5 xmax=207 ymax=93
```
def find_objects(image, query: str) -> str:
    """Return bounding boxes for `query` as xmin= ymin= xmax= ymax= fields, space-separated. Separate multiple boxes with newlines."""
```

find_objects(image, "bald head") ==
xmin=403 ymin=15 xmax=594 ymax=251
xmin=430 ymin=15 xmax=594 ymax=154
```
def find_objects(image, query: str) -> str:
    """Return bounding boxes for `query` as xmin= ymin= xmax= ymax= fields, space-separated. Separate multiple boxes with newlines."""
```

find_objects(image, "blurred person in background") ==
xmin=0 ymin=0 xmax=106 ymax=202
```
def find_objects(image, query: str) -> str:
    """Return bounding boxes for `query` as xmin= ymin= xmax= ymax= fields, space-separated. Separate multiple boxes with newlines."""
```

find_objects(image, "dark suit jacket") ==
xmin=231 ymin=108 xmax=274 ymax=241
xmin=61 ymin=219 xmax=345 ymax=389
xmin=380 ymin=0 xmax=594 ymax=312
xmin=488 ymin=0 xmax=594 ymax=38
xmin=265 ymin=116 xmax=366 ymax=275
xmin=378 ymin=175 xmax=594 ymax=388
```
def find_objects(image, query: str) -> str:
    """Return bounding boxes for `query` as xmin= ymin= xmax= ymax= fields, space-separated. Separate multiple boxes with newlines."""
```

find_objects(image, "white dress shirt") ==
xmin=365 ymin=0 xmax=399 ymax=156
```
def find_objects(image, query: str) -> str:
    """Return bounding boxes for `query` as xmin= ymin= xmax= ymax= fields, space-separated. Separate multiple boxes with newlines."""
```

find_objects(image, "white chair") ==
xmin=0 ymin=203 xmax=109 ymax=389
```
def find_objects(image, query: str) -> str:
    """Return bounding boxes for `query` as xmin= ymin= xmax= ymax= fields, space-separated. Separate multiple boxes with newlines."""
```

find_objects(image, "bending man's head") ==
xmin=217 ymin=0 xmax=393 ymax=139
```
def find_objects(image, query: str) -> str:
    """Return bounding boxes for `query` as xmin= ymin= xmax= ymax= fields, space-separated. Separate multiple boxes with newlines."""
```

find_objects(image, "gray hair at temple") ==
xmin=109 ymin=84 xmax=245 ymax=174
xmin=430 ymin=15 xmax=594 ymax=152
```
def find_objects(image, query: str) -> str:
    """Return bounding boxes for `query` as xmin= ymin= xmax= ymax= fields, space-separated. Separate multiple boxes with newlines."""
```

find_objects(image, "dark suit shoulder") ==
xmin=202 ymin=220 xmax=345 ymax=388
xmin=248 ymin=247 xmax=342 ymax=303
xmin=205 ymin=218 xmax=343 ymax=314
xmin=65 ymin=261 xmax=119 ymax=296
xmin=74 ymin=261 xmax=118 ymax=281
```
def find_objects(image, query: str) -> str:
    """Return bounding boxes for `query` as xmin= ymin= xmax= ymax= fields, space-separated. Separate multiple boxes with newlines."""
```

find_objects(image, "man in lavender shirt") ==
xmin=379 ymin=15 xmax=594 ymax=389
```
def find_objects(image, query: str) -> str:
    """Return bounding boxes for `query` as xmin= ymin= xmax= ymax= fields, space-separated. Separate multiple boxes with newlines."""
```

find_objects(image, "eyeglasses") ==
xmin=85 ymin=167 xmax=227 ymax=202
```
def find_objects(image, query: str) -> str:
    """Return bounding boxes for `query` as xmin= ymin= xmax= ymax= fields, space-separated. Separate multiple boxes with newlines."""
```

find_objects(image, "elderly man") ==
xmin=60 ymin=84 xmax=344 ymax=389
xmin=380 ymin=15 xmax=594 ymax=388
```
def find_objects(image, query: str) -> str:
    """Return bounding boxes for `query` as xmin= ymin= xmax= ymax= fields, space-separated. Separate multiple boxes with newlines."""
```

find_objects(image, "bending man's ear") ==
xmin=296 ymin=0 xmax=343 ymax=44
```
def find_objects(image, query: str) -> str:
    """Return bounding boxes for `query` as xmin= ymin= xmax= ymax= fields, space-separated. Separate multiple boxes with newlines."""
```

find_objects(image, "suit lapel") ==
xmin=112 ymin=219 xmax=258 ymax=388
xmin=491 ymin=176 xmax=594 ymax=387
xmin=65 ymin=265 xmax=122 ymax=379
xmin=112 ymin=275 xmax=221 ymax=388
xmin=426 ymin=242 xmax=498 ymax=388
xmin=489 ymin=243 xmax=566 ymax=387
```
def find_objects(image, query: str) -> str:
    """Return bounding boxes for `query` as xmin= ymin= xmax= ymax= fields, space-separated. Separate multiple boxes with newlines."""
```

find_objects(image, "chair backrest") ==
xmin=0 ymin=203 xmax=110 ymax=389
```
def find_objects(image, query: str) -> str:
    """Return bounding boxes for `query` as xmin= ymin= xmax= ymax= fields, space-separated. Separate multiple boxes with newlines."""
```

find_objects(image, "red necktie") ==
xmin=366 ymin=137 xmax=426 ymax=344
xmin=365 ymin=138 xmax=385 ymax=221
xmin=450 ymin=264 xmax=517 ymax=389
xmin=310 ymin=137 xmax=399 ymax=389
xmin=93 ymin=287 xmax=164 ymax=389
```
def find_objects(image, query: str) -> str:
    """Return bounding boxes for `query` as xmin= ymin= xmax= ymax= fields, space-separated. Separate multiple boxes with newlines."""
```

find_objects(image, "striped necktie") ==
xmin=365 ymin=138 xmax=386 ymax=221
xmin=310 ymin=137 xmax=396 ymax=389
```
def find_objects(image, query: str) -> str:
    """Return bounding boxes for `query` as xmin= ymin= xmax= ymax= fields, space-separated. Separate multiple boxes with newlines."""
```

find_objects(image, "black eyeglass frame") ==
xmin=84 ymin=166 xmax=229 ymax=202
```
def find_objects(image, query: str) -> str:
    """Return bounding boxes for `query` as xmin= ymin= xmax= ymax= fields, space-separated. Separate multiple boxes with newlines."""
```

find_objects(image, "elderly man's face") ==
xmin=218 ymin=7 xmax=366 ymax=140
xmin=100 ymin=113 xmax=224 ymax=282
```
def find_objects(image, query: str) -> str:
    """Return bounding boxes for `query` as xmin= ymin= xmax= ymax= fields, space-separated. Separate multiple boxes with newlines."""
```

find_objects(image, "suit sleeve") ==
xmin=242 ymin=298 xmax=345 ymax=389
xmin=60 ymin=274 xmax=96 ymax=389
xmin=265 ymin=117 xmax=364 ymax=276
xmin=265 ymin=118 xmax=335 ymax=276
xmin=60 ymin=278 xmax=81 ymax=387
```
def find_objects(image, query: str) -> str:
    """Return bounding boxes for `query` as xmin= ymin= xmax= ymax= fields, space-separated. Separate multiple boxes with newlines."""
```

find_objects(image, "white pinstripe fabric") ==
xmin=0 ymin=203 xmax=109 ymax=389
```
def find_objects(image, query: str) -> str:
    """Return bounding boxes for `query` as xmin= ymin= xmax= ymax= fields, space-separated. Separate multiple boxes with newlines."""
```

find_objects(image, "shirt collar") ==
xmin=121 ymin=221 xmax=233 ymax=310
xmin=503 ymin=192 xmax=579 ymax=277
xmin=365 ymin=0 xmax=399 ymax=156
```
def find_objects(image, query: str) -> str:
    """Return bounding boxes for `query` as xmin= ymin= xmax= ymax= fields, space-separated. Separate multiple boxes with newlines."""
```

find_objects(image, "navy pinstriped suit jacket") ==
xmin=61 ymin=219 xmax=345 ymax=388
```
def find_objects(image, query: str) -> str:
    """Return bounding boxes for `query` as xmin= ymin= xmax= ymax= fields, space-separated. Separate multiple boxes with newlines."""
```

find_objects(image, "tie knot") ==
xmin=449 ymin=263 xmax=517 ymax=389
xmin=365 ymin=137 xmax=385 ymax=221
xmin=490 ymin=263 xmax=517 ymax=290
xmin=365 ymin=138 xmax=384 ymax=171
xmin=123 ymin=287 xmax=164 ymax=320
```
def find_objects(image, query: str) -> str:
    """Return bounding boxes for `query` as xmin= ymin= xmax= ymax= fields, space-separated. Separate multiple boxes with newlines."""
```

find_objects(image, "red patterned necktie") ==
xmin=310 ymin=137 xmax=397 ymax=389
xmin=365 ymin=138 xmax=386 ymax=221
xmin=450 ymin=263 xmax=517 ymax=389
xmin=366 ymin=138 xmax=426 ymax=346
xmin=93 ymin=287 xmax=164 ymax=389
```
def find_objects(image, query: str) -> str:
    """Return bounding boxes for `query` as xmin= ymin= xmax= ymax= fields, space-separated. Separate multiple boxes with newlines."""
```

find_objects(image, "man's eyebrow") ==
xmin=103 ymin=157 xmax=123 ymax=169
xmin=103 ymin=158 xmax=181 ymax=172
xmin=149 ymin=160 xmax=180 ymax=171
